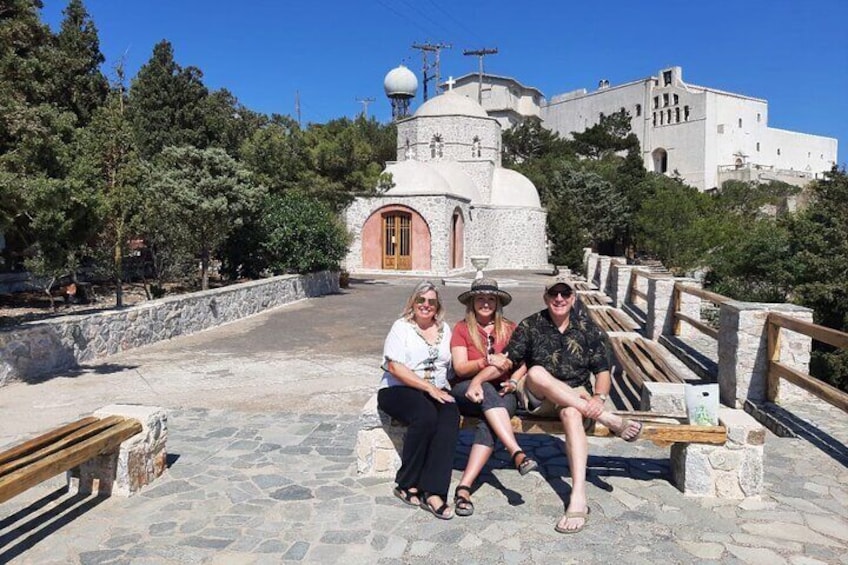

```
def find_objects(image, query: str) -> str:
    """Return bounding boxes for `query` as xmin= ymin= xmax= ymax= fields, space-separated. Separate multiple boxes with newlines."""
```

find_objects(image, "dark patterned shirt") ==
xmin=505 ymin=308 xmax=610 ymax=389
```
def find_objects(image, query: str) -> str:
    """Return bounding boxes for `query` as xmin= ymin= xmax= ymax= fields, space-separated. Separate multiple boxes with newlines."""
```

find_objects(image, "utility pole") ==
xmin=463 ymin=48 xmax=498 ymax=104
xmin=295 ymin=90 xmax=301 ymax=127
xmin=355 ymin=97 xmax=375 ymax=119
xmin=412 ymin=42 xmax=451 ymax=101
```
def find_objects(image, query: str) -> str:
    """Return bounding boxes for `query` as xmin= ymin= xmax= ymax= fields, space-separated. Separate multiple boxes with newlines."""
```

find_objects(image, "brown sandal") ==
xmin=511 ymin=450 xmax=539 ymax=475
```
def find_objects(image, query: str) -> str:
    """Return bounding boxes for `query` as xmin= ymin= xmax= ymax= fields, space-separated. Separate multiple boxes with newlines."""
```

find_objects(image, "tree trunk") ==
xmin=200 ymin=249 xmax=209 ymax=290
xmin=114 ymin=239 xmax=123 ymax=307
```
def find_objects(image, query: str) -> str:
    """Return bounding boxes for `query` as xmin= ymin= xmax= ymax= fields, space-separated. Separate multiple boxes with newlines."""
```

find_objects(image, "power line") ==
xmin=412 ymin=42 xmax=452 ymax=101
xmin=355 ymin=97 xmax=376 ymax=118
xmin=424 ymin=0 xmax=485 ymax=46
xmin=463 ymin=48 xmax=498 ymax=104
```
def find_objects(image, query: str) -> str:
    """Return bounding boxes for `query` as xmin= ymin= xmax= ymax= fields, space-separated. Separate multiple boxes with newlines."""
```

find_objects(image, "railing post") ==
xmin=766 ymin=317 xmax=781 ymax=403
xmin=645 ymin=274 xmax=675 ymax=340
xmin=585 ymin=251 xmax=599 ymax=285
xmin=609 ymin=263 xmax=634 ymax=308
xmin=718 ymin=302 xmax=813 ymax=408
xmin=672 ymin=284 xmax=682 ymax=336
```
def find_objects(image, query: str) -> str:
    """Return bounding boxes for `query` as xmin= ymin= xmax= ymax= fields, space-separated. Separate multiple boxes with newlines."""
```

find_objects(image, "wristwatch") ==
xmin=595 ymin=393 xmax=608 ymax=401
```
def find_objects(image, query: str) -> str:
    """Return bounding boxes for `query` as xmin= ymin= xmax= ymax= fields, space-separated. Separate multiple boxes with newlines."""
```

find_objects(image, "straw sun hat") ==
xmin=457 ymin=278 xmax=512 ymax=307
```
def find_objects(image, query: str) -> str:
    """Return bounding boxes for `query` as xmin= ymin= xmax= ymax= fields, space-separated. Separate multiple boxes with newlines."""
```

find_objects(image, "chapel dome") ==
xmin=384 ymin=160 xmax=482 ymax=202
xmin=414 ymin=91 xmax=489 ymax=119
xmin=383 ymin=65 xmax=418 ymax=98
xmin=490 ymin=168 xmax=542 ymax=208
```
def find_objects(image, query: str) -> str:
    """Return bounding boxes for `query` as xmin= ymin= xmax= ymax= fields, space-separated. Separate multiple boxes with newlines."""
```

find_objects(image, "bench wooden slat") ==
xmin=0 ymin=415 xmax=128 ymax=479
xmin=459 ymin=414 xmax=726 ymax=447
xmin=0 ymin=418 xmax=142 ymax=504
xmin=610 ymin=337 xmax=648 ymax=387
xmin=0 ymin=416 xmax=100 ymax=467
xmin=632 ymin=339 xmax=685 ymax=384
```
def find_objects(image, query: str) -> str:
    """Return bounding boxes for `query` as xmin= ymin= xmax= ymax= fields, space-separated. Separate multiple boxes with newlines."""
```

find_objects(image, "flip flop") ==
xmin=393 ymin=486 xmax=420 ymax=507
xmin=554 ymin=506 xmax=590 ymax=534
xmin=420 ymin=494 xmax=453 ymax=520
xmin=454 ymin=486 xmax=474 ymax=517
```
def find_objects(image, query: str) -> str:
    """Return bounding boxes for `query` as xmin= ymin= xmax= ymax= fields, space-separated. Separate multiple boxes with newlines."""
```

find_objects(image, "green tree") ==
xmin=52 ymin=0 xmax=108 ymax=127
xmin=128 ymin=40 xmax=208 ymax=159
xmin=258 ymin=191 xmax=349 ymax=274
xmin=199 ymin=88 xmax=263 ymax=157
xmin=71 ymin=68 xmax=144 ymax=306
xmin=239 ymin=115 xmax=307 ymax=193
xmin=570 ymin=110 xmax=638 ymax=160
xmin=145 ymin=145 xmax=265 ymax=289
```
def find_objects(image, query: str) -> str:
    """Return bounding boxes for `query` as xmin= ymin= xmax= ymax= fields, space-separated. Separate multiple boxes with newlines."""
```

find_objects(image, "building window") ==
xmin=471 ymin=136 xmax=481 ymax=158
xmin=667 ymin=109 xmax=671 ymax=123
xmin=663 ymin=93 xmax=669 ymax=107
xmin=653 ymin=147 xmax=668 ymax=173
xmin=684 ymin=106 xmax=690 ymax=121
xmin=663 ymin=70 xmax=672 ymax=86
xmin=808 ymin=152 xmax=811 ymax=158
xmin=653 ymin=112 xmax=657 ymax=126
xmin=673 ymin=94 xmax=679 ymax=105
xmin=653 ymin=96 xmax=659 ymax=109
xmin=660 ymin=111 xmax=664 ymax=125
xmin=430 ymin=135 xmax=443 ymax=158
xmin=757 ymin=113 xmax=761 ymax=123
xmin=717 ymin=124 xmax=724 ymax=134
xmin=738 ymin=118 xmax=742 ymax=128
xmin=675 ymin=108 xmax=680 ymax=123
xmin=777 ymin=148 xmax=781 ymax=156
xmin=599 ymin=112 xmax=604 ymax=121
xmin=756 ymin=142 xmax=760 ymax=152
xmin=636 ymin=103 xmax=642 ymax=117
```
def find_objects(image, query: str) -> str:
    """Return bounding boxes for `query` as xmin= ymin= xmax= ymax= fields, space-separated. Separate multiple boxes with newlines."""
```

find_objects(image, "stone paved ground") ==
xmin=1 ymin=272 xmax=847 ymax=564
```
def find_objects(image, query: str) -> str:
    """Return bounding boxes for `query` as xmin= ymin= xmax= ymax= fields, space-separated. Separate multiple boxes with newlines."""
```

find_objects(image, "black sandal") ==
xmin=511 ymin=450 xmax=539 ymax=476
xmin=454 ymin=486 xmax=475 ymax=517
xmin=420 ymin=493 xmax=453 ymax=520
xmin=393 ymin=486 xmax=420 ymax=507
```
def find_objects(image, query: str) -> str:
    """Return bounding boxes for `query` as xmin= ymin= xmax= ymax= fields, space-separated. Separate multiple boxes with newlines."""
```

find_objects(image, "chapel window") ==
xmin=673 ymin=94 xmax=679 ymax=105
xmin=738 ymin=118 xmax=743 ymax=128
xmin=777 ymin=148 xmax=781 ymax=156
xmin=684 ymin=106 xmax=690 ymax=121
xmin=757 ymin=113 xmax=761 ymax=123
xmin=666 ymin=109 xmax=671 ymax=123
xmin=675 ymin=108 xmax=680 ymax=122
xmin=663 ymin=93 xmax=669 ymax=107
xmin=756 ymin=142 xmax=760 ymax=152
xmin=471 ymin=136 xmax=481 ymax=158
xmin=636 ymin=104 xmax=642 ymax=117
xmin=653 ymin=112 xmax=657 ymax=126
xmin=663 ymin=70 xmax=672 ymax=86
xmin=653 ymin=96 xmax=659 ymax=109
xmin=430 ymin=135 xmax=443 ymax=158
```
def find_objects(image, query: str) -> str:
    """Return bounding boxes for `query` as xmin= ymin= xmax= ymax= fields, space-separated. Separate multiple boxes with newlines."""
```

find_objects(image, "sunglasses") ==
xmin=546 ymin=288 xmax=573 ymax=299
xmin=486 ymin=334 xmax=495 ymax=355
xmin=415 ymin=297 xmax=439 ymax=307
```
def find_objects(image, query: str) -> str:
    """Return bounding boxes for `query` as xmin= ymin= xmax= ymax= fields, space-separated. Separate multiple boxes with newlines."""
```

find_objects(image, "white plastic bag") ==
xmin=685 ymin=384 xmax=719 ymax=426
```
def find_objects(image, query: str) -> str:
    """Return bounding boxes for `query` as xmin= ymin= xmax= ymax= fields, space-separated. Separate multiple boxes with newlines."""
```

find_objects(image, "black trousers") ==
xmin=378 ymin=386 xmax=459 ymax=497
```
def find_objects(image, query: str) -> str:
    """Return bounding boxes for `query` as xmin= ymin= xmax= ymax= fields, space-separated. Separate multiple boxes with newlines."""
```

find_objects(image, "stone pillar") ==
xmin=645 ymin=274 xmax=675 ymax=340
xmin=355 ymin=394 xmax=403 ymax=477
xmin=68 ymin=404 xmax=168 ymax=497
xmin=609 ymin=264 xmax=635 ymax=308
xmin=582 ymin=248 xmax=593 ymax=279
xmin=596 ymin=256 xmax=613 ymax=295
xmin=717 ymin=302 xmax=813 ymax=408
xmin=671 ymin=407 xmax=765 ymax=498
xmin=640 ymin=382 xmax=686 ymax=415
xmin=585 ymin=253 xmax=600 ymax=287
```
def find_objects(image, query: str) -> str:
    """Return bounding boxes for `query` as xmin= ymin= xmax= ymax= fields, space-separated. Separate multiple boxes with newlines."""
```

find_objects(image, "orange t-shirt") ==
xmin=450 ymin=320 xmax=516 ymax=383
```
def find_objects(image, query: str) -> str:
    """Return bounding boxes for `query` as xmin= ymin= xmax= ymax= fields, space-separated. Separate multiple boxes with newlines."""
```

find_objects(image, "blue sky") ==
xmin=42 ymin=0 xmax=846 ymax=163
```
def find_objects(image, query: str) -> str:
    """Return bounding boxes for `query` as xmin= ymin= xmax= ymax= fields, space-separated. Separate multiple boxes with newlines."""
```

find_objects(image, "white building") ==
xmin=450 ymin=67 xmax=838 ymax=191
xmin=344 ymin=71 xmax=548 ymax=276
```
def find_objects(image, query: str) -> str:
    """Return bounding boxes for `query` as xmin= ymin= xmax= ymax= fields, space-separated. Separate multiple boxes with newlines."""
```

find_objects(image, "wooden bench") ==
xmin=0 ymin=405 xmax=169 ymax=504
xmin=459 ymin=410 xmax=727 ymax=447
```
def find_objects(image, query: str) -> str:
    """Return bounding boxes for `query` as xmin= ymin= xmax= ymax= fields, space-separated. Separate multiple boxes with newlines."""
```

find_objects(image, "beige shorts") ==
xmin=516 ymin=378 xmax=595 ymax=430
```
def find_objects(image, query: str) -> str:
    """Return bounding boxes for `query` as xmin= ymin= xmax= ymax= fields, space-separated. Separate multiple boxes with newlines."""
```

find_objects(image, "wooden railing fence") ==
xmin=766 ymin=313 xmax=848 ymax=413
xmin=671 ymin=283 xmax=730 ymax=340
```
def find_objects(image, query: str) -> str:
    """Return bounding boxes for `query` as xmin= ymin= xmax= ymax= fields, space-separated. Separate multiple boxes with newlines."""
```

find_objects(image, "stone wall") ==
xmin=0 ymin=271 xmax=338 ymax=386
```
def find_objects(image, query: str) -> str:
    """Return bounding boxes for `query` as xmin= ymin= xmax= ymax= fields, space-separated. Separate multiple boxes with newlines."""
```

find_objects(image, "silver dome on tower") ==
xmin=384 ymin=65 xmax=418 ymax=120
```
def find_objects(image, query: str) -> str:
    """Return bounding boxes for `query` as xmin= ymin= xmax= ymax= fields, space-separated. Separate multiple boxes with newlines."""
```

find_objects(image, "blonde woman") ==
xmin=449 ymin=278 xmax=537 ymax=517
xmin=378 ymin=280 xmax=459 ymax=520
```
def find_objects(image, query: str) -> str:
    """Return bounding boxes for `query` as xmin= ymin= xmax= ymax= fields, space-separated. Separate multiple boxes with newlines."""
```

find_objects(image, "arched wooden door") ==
xmin=382 ymin=212 xmax=412 ymax=270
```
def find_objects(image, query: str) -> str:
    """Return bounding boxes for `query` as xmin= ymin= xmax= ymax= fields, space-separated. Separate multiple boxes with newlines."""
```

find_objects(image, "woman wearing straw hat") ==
xmin=449 ymin=278 xmax=538 ymax=517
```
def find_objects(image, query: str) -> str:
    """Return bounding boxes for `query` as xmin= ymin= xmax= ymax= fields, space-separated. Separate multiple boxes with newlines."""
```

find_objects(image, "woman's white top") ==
xmin=380 ymin=318 xmax=453 ymax=390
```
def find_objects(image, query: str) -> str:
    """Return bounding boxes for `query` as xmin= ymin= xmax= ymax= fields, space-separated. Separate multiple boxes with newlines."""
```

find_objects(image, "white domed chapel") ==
xmin=343 ymin=69 xmax=549 ymax=276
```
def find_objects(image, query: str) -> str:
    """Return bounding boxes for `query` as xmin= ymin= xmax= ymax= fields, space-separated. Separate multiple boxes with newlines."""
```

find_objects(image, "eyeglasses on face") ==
xmin=415 ymin=296 xmax=439 ymax=307
xmin=487 ymin=334 xmax=495 ymax=355
xmin=546 ymin=288 xmax=573 ymax=299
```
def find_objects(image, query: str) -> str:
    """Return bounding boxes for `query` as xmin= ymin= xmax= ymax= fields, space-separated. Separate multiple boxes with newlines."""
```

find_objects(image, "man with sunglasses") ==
xmin=504 ymin=277 xmax=642 ymax=534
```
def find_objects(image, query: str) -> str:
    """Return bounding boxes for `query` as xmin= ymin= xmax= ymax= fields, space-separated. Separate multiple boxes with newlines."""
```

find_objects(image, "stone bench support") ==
xmin=717 ymin=302 xmax=813 ymax=407
xmin=355 ymin=395 xmax=402 ymax=477
xmin=645 ymin=276 xmax=701 ymax=340
xmin=641 ymin=383 xmax=764 ymax=498
xmin=68 ymin=404 xmax=168 ymax=497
